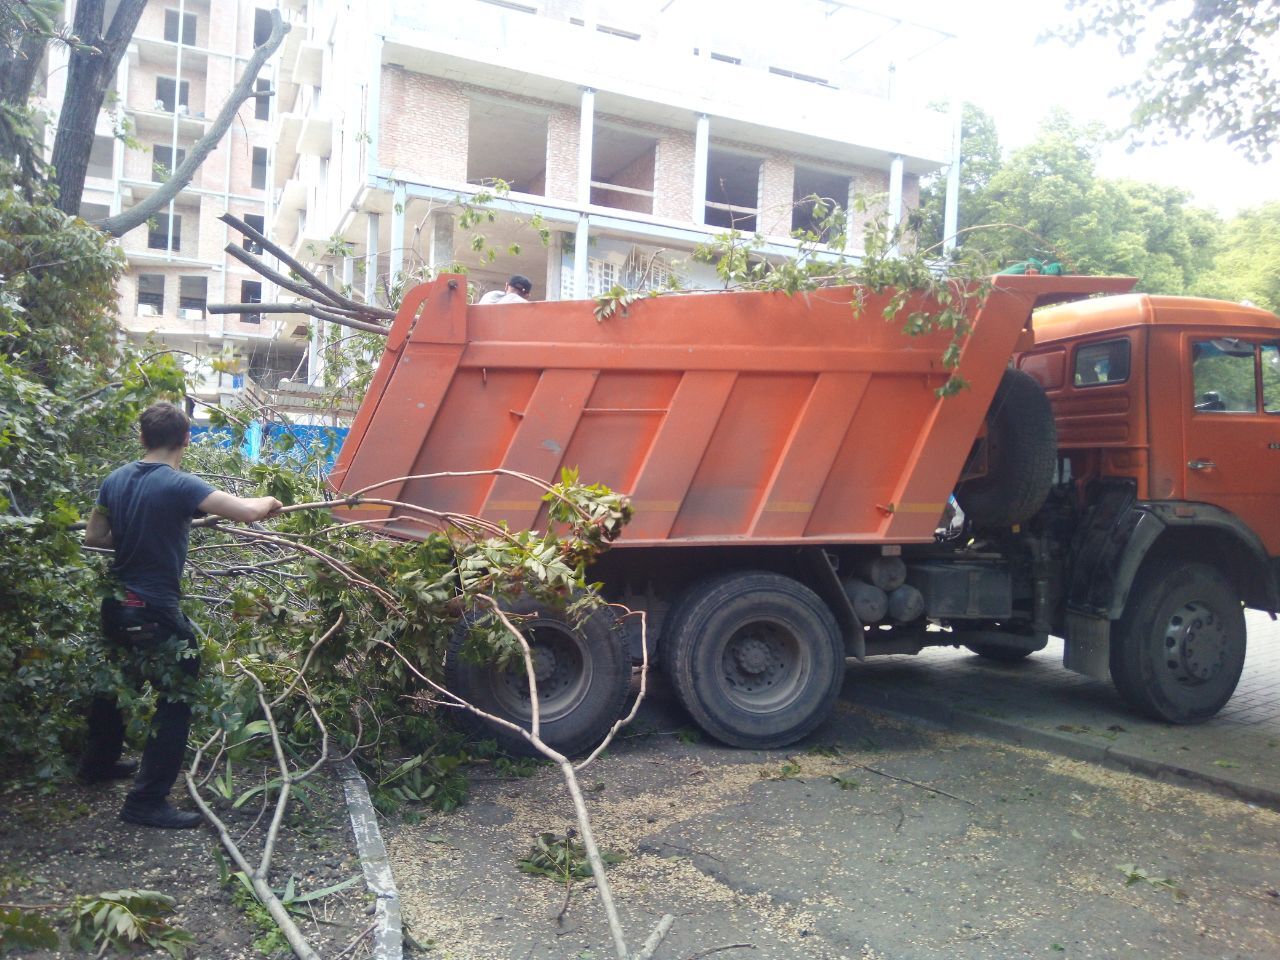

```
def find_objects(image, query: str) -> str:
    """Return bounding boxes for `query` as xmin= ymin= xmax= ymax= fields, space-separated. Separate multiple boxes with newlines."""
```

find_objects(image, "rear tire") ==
xmin=1110 ymin=559 xmax=1246 ymax=724
xmin=663 ymin=572 xmax=845 ymax=749
xmin=445 ymin=597 xmax=630 ymax=757
xmin=955 ymin=368 xmax=1057 ymax=528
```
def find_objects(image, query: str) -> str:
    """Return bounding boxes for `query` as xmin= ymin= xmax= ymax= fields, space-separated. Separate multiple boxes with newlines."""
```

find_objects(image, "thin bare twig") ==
xmin=857 ymin=764 xmax=976 ymax=805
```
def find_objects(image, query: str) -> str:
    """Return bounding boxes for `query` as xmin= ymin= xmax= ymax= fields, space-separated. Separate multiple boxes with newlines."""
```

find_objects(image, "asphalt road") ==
xmin=386 ymin=687 xmax=1280 ymax=960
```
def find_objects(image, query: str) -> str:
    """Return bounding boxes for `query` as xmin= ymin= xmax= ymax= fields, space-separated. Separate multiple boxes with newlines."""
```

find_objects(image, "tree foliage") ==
xmin=1196 ymin=200 xmax=1280 ymax=312
xmin=0 ymin=172 xmax=185 ymax=779
xmin=1057 ymin=0 xmax=1280 ymax=162
xmin=947 ymin=110 xmax=1224 ymax=294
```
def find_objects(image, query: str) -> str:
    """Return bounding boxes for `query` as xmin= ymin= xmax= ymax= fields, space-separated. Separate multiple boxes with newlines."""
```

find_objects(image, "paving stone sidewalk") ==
xmin=841 ymin=610 xmax=1280 ymax=808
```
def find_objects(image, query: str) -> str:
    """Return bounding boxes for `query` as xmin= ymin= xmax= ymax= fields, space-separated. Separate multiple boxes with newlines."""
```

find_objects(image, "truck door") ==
xmin=1184 ymin=337 xmax=1280 ymax=554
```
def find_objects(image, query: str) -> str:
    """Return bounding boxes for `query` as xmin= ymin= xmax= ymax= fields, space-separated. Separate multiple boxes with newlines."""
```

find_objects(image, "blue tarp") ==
xmin=190 ymin=422 xmax=349 ymax=474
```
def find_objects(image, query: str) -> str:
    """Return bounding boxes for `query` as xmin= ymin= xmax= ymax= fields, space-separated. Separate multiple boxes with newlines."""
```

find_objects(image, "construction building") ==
xmin=43 ymin=0 xmax=957 ymax=399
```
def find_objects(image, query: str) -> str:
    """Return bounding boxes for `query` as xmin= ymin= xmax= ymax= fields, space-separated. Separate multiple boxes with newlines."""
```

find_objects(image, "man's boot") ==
xmin=119 ymin=799 xmax=202 ymax=829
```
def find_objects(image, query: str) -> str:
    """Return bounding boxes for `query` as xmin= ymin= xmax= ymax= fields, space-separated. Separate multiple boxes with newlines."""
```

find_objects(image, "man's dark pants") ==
xmin=81 ymin=598 xmax=200 ymax=804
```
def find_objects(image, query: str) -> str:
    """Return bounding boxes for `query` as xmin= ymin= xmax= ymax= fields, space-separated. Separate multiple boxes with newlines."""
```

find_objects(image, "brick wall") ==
xmin=850 ymin=166 xmax=891 ymax=249
xmin=379 ymin=68 xmax=469 ymax=181
xmin=903 ymin=173 xmax=921 ymax=214
xmin=545 ymin=105 xmax=580 ymax=201
xmin=653 ymin=129 xmax=695 ymax=221
xmin=757 ymin=154 xmax=795 ymax=237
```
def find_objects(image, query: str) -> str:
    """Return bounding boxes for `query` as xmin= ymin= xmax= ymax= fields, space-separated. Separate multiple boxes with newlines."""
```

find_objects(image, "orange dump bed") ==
xmin=330 ymin=274 xmax=1135 ymax=546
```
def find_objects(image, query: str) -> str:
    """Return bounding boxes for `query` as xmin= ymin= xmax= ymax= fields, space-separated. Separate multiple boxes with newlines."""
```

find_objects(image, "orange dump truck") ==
xmin=330 ymin=274 xmax=1280 ymax=754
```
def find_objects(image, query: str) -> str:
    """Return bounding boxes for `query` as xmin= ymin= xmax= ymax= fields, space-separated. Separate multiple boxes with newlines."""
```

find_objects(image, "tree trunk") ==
xmin=51 ymin=0 xmax=147 ymax=216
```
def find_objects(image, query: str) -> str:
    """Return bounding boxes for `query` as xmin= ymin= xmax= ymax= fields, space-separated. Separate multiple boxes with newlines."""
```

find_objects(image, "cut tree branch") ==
xmin=219 ymin=212 xmax=396 ymax=319
xmin=209 ymin=300 xmax=391 ymax=336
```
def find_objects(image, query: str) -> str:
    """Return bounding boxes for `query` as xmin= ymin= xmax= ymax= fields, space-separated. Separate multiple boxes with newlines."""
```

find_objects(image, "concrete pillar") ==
xmin=389 ymin=182 xmax=407 ymax=283
xmin=427 ymin=211 xmax=454 ymax=273
xmin=577 ymin=88 xmax=595 ymax=206
xmin=888 ymin=155 xmax=904 ymax=254
xmin=546 ymin=231 xmax=565 ymax=301
xmin=308 ymin=267 xmax=330 ymax=386
xmin=943 ymin=100 xmax=963 ymax=256
xmin=692 ymin=113 xmax=709 ymax=224
xmin=574 ymin=216 xmax=590 ymax=299
xmin=365 ymin=212 xmax=381 ymax=305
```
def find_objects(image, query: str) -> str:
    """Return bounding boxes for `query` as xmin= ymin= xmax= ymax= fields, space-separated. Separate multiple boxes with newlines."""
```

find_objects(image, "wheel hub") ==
xmin=1163 ymin=600 xmax=1227 ymax=684
xmin=491 ymin=622 xmax=591 ymax=721
xmin=733 ymin=636 xmax=773 ymax=676
xmin=531 ymin=647 xmax=555 ymax=683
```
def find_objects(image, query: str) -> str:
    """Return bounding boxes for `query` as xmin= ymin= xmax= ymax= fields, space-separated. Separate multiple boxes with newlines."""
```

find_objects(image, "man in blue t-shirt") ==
xmin=82 ymin=402 xmax=282 ymax=828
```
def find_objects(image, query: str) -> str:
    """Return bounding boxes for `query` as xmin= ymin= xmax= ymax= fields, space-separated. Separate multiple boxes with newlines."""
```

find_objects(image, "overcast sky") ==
xmin=656 ymin=0 xmax=1278 ymax=215
xmin=906 ymin=0 xmax=1279 ymax=215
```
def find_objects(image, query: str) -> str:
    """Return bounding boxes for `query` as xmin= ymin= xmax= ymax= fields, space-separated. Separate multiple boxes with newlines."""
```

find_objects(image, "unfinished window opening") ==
xmin=478 ymin=0 xmax=538 ymax=12
xmin=154 ymin=76 xmax=189 ymax=113
xmin=240 ymin=280 xmax=262 ymax=323
xmin=466 ymin=98 xmax=548 ymax=196
xmin=152 ymin=143 xmax=186 ymax=180
xmin=597 ymin=24 xmax=640 ymax=40
xmin=178 ymin=276 xmax=207 ymax=320
xmin=792 ymin=166 xmax=851 ymax=239
xmin=769 ymin=66 xmax=834 ymax=88
xmin=704 ymin=148 xmax=761 ymax=230
xmin=164 ymin=9 xmax=197 ymax=45
xmin=87 ymin=135 xmax=114 ymax=179
xmin=253 ymin=9 xmax=273 ymax=46
xmin=568 ymin=18 xmax=639 ymax=39
xmin=242 ymin=213 xmax=265 ymax=253
xmin=591 ymin=125 xmax=656 ymax=214
xmin=254 ymin=78 xmax=271 ymax=120
xmin=137 ymin=274 xmax=164 ymax=315
xmin=148 ymin=212 xmax=182 ymax=251
xmin=710 ymin=52 xmax=741 ymax=65
xmin=251 ymin=147 xmax=268 ymax=189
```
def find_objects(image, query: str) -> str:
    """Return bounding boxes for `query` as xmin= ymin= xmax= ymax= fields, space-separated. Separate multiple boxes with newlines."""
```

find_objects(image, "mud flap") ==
xmin=1064 ymin=612 xmax=1111 ymax=681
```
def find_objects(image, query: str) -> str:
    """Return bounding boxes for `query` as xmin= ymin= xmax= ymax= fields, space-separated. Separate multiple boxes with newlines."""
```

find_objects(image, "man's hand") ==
xmin=199 ymin=491 xmax=285 ymax=523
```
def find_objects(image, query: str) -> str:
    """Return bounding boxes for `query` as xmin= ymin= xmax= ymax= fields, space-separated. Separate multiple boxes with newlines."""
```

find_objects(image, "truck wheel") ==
xmin=445 ymin=598 xmax=630 ymax=757
xmin=664 ymin=572 xmax=845 ymax=749
xmin=955 ymin=368 xmax=1057 ymax=528
xmin=1110 ymin=560 xmax=1246 ymax=724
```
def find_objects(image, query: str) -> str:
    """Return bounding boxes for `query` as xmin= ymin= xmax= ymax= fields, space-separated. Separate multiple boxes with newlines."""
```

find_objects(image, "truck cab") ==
xmin=1016 ymin=294 xmax=1280 ymax=721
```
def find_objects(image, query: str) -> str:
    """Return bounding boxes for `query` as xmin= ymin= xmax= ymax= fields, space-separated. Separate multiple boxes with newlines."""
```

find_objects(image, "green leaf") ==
xmin=288 ymin=875 xmax=362 ymax=903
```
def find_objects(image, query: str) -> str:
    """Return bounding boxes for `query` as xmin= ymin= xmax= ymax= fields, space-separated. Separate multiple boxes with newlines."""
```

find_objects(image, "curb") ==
xmin=334 ymin=758 xmax=403 ymax=959
xmin=845 ymin=689 xmax=1280 ymax=813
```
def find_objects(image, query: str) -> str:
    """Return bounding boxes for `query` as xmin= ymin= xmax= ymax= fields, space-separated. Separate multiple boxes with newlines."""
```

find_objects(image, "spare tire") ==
xmin=955 ymin=368 xmax=1057 ymax=528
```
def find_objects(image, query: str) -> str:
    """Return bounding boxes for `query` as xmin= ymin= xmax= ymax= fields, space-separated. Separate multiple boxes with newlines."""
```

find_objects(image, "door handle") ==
xmin=1187 ymin=459 xmax=1216 ymax=471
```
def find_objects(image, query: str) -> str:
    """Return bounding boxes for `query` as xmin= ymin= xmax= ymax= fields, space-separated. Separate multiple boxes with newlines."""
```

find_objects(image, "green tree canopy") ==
xmin=951 ymin=110 xmax=1223 ymax=294
xmin=1195 ymin=201 xmax=1280 ymax=313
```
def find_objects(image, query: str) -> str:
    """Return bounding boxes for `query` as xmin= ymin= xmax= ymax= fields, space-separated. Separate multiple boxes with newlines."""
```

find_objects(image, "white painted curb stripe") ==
xmin=335 ymin=758 xmax=403 ymax=959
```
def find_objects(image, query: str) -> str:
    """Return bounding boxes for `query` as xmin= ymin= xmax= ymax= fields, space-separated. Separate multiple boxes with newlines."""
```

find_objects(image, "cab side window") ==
xmin=1073 ymin=338 xmax=1130 ymax=387
xmin=1263 ymin=344 xmax=1280 ymax=414
xmin=1192 ymin=339 xmax=1257 ymax=413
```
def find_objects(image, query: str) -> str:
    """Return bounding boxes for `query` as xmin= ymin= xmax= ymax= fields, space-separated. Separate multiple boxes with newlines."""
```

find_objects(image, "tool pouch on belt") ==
xmin=101 ymin=593 xmax=174 ymax=649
